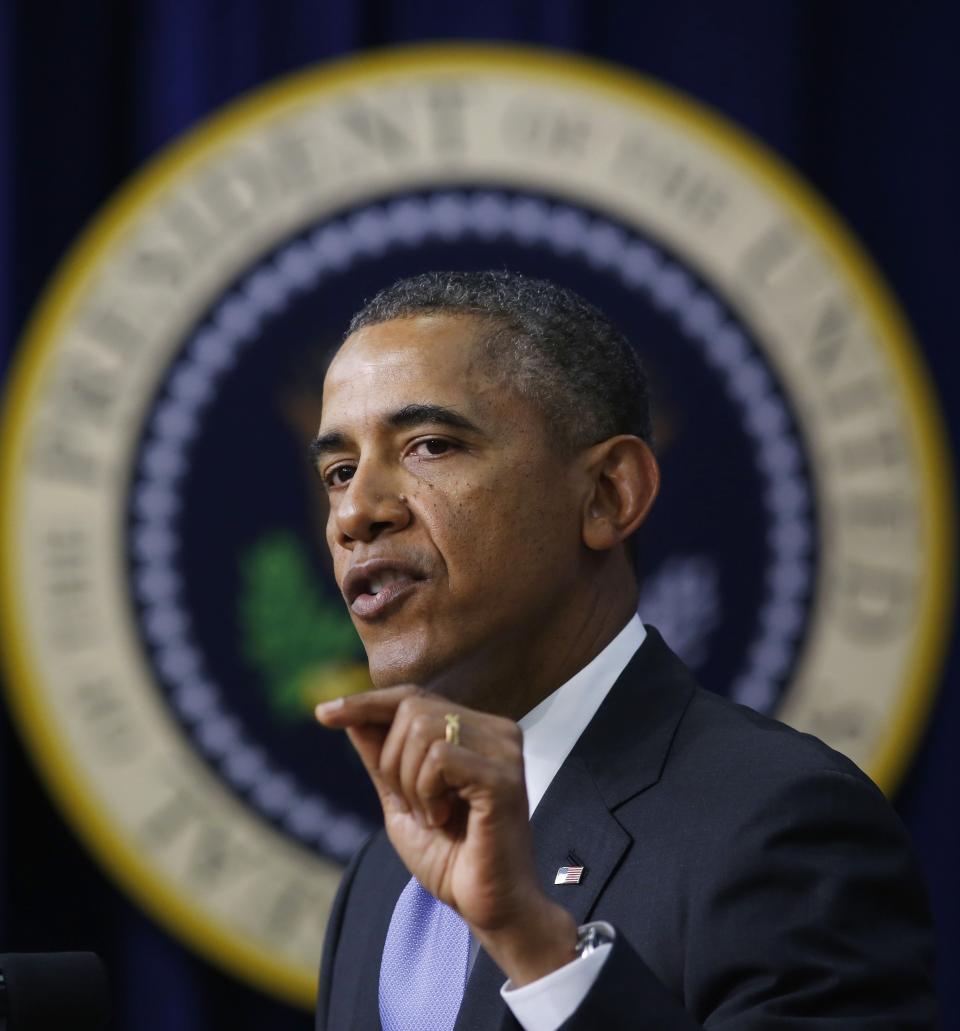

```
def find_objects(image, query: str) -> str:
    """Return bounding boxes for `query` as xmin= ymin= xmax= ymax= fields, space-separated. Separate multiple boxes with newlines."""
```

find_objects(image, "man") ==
xmin=312 ymin=271 xmax=936 ymax=1030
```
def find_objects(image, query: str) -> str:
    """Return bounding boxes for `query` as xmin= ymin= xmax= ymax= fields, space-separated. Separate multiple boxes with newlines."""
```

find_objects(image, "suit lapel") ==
xmin=453 ymin=629 xmax=693 ymax=1029
xmin=453 ymin=757 xmax=632 ymax=1031
xmin=453 ymin=947 xmax=510 ymax=1031
xmin=575 ymin=627 xmax=697 ymax=812
xmin=344 ymin=835 xmax=410 ymax=1031
xmin=531 ymin=753 xmax=632 ymax=925
xmin=534 ymin=628 xmax=696 ymax=928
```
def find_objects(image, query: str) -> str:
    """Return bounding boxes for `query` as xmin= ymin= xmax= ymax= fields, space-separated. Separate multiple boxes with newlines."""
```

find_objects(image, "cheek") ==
xmin=325 ymin=509 xmax=348 ymax=580
xmin=422 ymin=468 xmax=574 ymax=588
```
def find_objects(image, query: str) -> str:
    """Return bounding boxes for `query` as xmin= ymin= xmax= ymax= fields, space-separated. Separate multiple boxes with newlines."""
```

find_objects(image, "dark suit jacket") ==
xmin=315 ymin=628 xmax=937 ymax=1029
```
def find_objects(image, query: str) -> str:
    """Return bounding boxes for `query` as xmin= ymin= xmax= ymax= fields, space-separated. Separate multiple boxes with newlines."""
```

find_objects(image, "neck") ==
xmin=430 ymin=564 xmax=639 ymax=721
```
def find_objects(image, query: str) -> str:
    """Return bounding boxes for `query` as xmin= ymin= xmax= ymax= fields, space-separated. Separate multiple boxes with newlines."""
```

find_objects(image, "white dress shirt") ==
xmin=499 ymin=615 xmax=647 ymax=1031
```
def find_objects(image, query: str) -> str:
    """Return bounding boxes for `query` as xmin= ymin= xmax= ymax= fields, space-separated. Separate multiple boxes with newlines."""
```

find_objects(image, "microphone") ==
xmin=0 ymin=953 xmax=110 ymax=1030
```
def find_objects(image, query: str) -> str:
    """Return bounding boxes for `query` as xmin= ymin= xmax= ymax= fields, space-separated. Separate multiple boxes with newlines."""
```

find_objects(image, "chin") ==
xmin=364 ymin=627 xmax=487 ymax=698
xmin=364 ymin=635 xmax=444 ymax=690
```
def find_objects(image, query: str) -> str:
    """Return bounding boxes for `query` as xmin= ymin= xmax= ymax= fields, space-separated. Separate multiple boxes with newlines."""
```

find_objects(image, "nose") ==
xmin=330 ymin=458 xmax=411 ymax=546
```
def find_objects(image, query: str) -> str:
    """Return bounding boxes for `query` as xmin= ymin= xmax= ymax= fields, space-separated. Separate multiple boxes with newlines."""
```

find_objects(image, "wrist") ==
xmin=474 ymin=896 xmax=579 ymax=988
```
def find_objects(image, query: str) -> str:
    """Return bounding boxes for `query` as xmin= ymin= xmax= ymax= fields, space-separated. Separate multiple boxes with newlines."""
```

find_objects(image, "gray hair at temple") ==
xmin=346 ymin=270 xmax=653 ymax=454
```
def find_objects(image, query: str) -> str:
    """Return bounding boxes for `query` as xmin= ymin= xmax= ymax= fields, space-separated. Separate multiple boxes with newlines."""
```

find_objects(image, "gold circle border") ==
xmin=1 ymin=44 xmax=955 ymax=1008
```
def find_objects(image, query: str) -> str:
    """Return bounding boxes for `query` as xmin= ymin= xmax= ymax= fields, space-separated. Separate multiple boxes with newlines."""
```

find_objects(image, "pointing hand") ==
xmin=316 ymin=686 xmax=578 ymax=985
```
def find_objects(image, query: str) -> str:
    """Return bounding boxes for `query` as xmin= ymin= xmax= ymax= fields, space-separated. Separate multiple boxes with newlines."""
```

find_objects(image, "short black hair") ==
xmin=347 ymin=270 xmax=652 ymax=453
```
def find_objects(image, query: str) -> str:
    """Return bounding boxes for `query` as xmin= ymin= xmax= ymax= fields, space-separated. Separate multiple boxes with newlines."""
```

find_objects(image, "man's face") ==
xmin=315 ymin=314 xmax=587 ymax=696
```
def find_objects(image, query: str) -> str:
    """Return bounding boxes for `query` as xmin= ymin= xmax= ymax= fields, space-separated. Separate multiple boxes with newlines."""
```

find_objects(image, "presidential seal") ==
xmin=1 ymin=46 xmax=954 ymax=1006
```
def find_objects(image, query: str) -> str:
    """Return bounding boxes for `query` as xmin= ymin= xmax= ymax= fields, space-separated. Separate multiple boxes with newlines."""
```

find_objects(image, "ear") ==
xmin=581 ymin=436 xmax=660 ymax=552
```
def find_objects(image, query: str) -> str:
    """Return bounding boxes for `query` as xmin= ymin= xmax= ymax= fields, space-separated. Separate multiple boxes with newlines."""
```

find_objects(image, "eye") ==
xmin=410 ymin=437 xmax=454 ymax=458
xmin=324 ymin=463 xmax=356 ymax=489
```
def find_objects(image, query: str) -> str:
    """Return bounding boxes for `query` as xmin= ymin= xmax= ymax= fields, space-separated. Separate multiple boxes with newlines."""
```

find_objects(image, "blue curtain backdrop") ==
xmin=1 ymin=3 xmax=958 ymax=1029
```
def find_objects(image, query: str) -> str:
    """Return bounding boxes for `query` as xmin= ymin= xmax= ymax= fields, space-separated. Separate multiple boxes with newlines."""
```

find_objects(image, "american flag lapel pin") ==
xmin=554 ymin=865 xmax=585 ymax=885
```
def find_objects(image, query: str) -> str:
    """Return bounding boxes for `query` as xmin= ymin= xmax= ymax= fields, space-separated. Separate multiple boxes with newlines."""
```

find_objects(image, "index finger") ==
xmin=314 ymin=685 xmax=421 ymax=727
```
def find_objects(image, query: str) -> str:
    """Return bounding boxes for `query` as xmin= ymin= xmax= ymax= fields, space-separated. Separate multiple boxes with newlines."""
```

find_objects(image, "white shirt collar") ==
xmin=517 ymin=614 xmax=646 ymax=817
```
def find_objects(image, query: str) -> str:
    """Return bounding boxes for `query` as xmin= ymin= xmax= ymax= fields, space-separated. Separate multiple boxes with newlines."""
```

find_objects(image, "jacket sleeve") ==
xmin=314 ymin=834 xmax=375 ymax=1031
xmin=556 ymin=768 xmax=938 ymax=1030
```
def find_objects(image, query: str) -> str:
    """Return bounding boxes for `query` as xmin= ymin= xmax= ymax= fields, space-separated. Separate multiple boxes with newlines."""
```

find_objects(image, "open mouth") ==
xmin=344 ymin=563 xmax=425 ymax=620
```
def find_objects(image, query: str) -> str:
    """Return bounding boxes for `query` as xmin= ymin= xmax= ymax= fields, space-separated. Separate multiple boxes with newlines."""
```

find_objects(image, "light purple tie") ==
xmin=379 ymin=876 xmax=472 ymax=1031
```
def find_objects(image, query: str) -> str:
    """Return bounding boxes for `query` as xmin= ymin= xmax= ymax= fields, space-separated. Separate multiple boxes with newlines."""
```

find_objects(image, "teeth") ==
xmin=366 ymin=571 xmax=408 ymax=596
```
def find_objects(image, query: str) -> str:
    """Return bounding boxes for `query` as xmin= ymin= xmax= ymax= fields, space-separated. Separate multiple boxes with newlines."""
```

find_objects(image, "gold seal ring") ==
xmin=444 ymin=713 xmax=461 ymax=746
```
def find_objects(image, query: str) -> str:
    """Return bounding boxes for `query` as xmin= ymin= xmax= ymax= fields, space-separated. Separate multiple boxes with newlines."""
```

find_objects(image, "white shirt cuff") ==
xmin=499 ymin=928 xmax=613 ymax=1031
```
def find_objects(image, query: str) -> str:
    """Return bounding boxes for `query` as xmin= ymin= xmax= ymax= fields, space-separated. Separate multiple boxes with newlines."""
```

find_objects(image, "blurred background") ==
xmin=1 ymin=3 xmax=958 ymax=1029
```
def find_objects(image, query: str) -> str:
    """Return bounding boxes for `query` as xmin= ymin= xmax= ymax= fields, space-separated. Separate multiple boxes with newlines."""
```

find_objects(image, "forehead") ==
xmin=322 ymin=314 xmax=495 ymax=417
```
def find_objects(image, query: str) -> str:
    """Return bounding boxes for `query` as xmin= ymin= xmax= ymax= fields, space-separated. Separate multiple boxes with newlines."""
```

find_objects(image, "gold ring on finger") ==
xmin=444 ymin=713 xmax=461 ymax=746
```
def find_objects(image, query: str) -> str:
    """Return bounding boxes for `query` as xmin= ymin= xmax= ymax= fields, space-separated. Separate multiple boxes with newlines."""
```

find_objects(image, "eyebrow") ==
xmin=309 ymin=403 xmax=485 ymax=460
